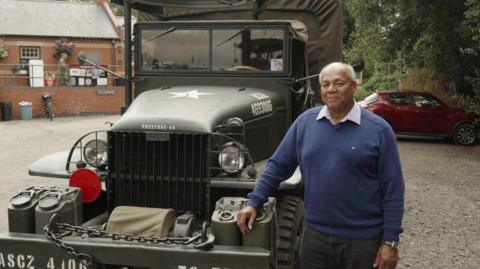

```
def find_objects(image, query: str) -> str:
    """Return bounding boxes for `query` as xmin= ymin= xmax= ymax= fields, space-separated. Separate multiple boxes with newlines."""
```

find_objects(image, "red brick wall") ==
xmin=0 ymin=36 xmax=124 ymax=86
xmin=0 ymin=36 xmax=121 ymax=66
xmin=0 ymin=86 xmax=124 ymax=119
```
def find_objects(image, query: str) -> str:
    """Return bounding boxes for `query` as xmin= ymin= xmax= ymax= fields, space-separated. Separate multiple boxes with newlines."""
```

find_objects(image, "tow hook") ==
xmin=194 ymin=222 xmax=215 ymax=250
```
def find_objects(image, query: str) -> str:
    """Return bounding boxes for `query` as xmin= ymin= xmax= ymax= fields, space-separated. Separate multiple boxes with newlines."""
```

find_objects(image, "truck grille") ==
xmin=107 ymin=131 xmax=210 ymax=219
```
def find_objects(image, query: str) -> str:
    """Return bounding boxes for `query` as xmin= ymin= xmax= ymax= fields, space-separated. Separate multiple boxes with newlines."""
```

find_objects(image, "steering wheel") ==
xmin=227 ymin=65 xmax=259 ymax=71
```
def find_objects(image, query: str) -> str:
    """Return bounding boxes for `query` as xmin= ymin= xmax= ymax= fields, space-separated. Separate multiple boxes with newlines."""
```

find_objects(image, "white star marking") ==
xmin=168 ymin=90 xmax=214 ymax=99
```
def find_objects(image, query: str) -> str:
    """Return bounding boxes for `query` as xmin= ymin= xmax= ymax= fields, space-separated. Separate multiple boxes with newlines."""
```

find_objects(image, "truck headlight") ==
xmin=83 ymin=139 xmax=108 ymax=168
xmin=218 ymin=142 xmax=245 ymax=174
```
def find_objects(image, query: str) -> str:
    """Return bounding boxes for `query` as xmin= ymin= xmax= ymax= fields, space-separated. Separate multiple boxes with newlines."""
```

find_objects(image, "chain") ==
xmin=44 ymin=223 xmax=206 ymax=267
xmin=44 ymin=224 xmax=94 ymax=267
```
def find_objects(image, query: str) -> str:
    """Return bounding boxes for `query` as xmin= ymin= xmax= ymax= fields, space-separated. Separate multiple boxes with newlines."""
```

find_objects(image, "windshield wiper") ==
xmin=146 ymin=26 xmax=177 ymax=42
xmin=218 ymin=0 xmax=234 ymax=5
xmin=217 ymin=0 xmax=245 ymax=5
xmin=216 ymin=26 xmax=249 ymax=47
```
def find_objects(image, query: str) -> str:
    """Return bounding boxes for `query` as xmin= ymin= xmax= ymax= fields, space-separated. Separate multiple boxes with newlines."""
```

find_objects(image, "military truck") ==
xmin=0 ymin=1 xmax=346 ymax=268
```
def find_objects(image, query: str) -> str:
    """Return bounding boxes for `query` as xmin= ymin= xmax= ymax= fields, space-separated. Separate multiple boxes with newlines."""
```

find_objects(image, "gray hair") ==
xmin=319 ymin=62 xmax=356 ymax=83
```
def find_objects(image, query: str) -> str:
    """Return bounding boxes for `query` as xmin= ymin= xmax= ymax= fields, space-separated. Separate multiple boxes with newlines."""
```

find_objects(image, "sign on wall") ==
xmin=69 ymin=64 xmax=108 ymax=86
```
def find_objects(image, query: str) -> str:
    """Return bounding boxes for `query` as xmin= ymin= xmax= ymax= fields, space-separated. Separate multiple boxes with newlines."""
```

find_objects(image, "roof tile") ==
xmin=0 ymin=0 xmax=119 ymax=39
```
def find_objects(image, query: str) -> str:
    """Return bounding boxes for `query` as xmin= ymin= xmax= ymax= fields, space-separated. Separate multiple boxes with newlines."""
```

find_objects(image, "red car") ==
xmin=359 ymin=91 xmax=479 ymax=145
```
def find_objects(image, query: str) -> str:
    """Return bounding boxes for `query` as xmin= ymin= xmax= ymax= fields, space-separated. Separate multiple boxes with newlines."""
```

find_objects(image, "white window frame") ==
xmin=19 ymin=46 xmax=41 ymax=71
xmin=20 ymin=47 xmax=40 ymax=59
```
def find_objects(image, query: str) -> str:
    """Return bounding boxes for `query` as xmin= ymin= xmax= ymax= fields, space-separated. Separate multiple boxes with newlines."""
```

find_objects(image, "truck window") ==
xmin=212 ymin=29 xmax=285 ymax=72
xmin=141 ymin=29 xmax=209 ymax=71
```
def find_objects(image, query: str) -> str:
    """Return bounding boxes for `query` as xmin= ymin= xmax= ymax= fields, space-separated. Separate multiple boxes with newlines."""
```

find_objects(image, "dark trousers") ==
xmin=300 ymin=226 xmax=382 ymax=269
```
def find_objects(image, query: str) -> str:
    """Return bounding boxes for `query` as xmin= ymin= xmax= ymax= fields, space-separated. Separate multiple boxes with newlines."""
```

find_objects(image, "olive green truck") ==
xmin=0 ymin=1 xmax=345 ymax=268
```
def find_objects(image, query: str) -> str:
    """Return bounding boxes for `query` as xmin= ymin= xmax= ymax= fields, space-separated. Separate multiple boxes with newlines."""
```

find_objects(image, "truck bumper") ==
xmin=0 ymin=233 xmax=270 ymax=269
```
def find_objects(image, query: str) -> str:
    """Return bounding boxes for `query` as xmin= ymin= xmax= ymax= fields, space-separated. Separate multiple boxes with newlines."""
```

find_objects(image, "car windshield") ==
xmin=140 ymin=27 xmax=285 ymax=72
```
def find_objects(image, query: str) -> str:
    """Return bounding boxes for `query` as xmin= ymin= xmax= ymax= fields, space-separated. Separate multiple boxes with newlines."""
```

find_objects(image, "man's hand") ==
xmin=374 ymin=244 xmax=399 ymax=269
xmin=236 ymin=206 xmax=257 ymax=234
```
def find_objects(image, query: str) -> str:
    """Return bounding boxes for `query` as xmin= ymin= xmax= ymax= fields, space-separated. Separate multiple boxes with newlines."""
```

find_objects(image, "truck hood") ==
xmin=112 ymin=86 xmax=283 ymax=132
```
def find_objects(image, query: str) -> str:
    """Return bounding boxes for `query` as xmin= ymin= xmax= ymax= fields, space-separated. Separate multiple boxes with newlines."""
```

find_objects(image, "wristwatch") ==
xmin=383 ymin=240 xmax=399 ymax=249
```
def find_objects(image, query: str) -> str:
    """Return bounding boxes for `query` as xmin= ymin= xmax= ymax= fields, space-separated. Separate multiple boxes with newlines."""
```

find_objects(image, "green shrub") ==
xmin=465 ymin=70 xmax=480 ymax=115
xmin=355 ymin=72 xmax=402 ymax=101
xmin=362 ymin=72 xmax=402 ymax=93
xmin=354 ymin=87 xmax=371 ymax=101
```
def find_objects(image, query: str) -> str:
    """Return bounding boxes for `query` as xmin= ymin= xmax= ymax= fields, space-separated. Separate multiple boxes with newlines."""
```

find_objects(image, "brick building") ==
xmin=0 ymin=0 xmax=126 ymax=119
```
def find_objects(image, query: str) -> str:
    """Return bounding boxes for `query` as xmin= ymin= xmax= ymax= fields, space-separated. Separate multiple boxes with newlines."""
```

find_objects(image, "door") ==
xmin=384 ymin=93 xmax=417 ymax=132
xmin=411 ymin=94 xmax=448 ymax=134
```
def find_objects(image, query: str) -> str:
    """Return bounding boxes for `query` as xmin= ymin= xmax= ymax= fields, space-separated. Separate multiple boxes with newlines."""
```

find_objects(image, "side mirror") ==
xmin=350 ymin=58 xmax=365 ymax=73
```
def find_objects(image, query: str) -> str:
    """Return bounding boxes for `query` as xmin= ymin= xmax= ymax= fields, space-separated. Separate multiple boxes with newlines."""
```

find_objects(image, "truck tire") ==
xmin=274 ymin=195 xmax=304 ymax=269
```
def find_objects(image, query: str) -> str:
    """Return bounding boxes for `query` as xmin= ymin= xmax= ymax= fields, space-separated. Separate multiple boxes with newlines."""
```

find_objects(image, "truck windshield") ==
xmin=213 ymin=28 xmax=284 ymax=71
xmin=142 ymin=29 xmax=209 ymax=71
xmin=140 ymin=27 xmax=285 ymax=73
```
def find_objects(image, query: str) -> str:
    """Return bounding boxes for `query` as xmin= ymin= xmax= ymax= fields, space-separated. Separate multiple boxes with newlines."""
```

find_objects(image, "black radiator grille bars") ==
xmin=107 ymin=131 xmax=210 ymax=219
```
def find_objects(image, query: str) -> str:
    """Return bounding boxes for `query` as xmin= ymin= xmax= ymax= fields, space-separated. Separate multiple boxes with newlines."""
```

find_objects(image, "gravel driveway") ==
xmin=0 ymin=115 xmax=479 ymax=268
xmin=398 ymin=137 xmax=480 ymax=268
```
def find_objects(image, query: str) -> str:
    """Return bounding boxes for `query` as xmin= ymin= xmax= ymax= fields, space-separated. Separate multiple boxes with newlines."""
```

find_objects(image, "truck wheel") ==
xmin=274 ymin=195 xmax=304 ymax=269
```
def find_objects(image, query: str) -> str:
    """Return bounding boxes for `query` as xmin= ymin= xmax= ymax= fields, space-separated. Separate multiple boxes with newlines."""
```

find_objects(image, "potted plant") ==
xmin=10 ymin=64 xmax=20 ymax=74
xmin=45 ymin=72 xmax=56 ymax=87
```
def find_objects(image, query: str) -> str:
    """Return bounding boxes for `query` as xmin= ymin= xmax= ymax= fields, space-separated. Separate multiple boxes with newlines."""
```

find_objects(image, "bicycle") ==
xmin=42 ymin=93 xmax=54 ymax=121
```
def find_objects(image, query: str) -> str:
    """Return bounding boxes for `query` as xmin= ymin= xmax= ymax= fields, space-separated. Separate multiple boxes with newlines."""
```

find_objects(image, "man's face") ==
xmin=320 ymin=67 xmax=357 ymax=113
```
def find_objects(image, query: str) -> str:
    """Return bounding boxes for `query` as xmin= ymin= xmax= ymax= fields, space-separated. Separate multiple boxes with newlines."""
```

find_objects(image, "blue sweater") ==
xmin=247 ymin=106 xmax=404 ymax=241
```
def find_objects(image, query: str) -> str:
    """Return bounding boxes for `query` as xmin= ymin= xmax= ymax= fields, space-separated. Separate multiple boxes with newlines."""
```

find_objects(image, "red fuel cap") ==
xmin=69 ymin=168 xmax=102 ymax=203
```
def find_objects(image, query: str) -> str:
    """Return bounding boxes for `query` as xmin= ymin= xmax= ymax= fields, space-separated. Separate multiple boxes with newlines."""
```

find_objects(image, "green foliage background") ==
xmin=343 ymin=0 xmax=480 ymax=113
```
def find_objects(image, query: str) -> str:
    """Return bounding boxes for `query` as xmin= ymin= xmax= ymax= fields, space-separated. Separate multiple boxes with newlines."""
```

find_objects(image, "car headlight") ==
xmin=83 ymin=139 xmax=108 ymax=168
xmin=218 ymin=142 xmax=245 ymax=174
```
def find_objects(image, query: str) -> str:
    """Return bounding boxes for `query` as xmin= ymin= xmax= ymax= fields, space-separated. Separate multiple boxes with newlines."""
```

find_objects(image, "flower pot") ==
xmin=44 ymin=79 xmax=56 ymax=87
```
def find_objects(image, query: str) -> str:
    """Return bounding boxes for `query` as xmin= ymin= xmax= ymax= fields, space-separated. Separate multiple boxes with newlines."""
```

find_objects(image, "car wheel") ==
xmin=452 ymin=123 xmax=477 ymax=146
xmin=273 ymin=195 xmax=304 ymax=269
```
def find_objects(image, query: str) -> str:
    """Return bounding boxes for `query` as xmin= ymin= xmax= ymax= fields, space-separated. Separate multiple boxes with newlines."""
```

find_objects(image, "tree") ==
xmin=344 ymin=0 xmax=480 ymax=97
xmin=463 ymin=0 xmax=480 ymax=113
xmin=343 ymin=0 xmax=398 ymax=75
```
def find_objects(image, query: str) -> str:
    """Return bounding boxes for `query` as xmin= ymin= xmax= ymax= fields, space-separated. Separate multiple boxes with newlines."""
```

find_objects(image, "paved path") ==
xmin=0 ymin=115 xmax=120 ymax=232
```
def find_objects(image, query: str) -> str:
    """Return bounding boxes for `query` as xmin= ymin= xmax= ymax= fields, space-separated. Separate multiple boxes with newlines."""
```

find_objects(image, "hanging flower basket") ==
xmin=53 ymin=37 xmax=75 ymax=59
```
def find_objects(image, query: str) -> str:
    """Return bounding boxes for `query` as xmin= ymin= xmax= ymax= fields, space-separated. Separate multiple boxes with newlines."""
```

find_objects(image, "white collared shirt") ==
xmin=316 ymin=101 xmax=361 ymax=125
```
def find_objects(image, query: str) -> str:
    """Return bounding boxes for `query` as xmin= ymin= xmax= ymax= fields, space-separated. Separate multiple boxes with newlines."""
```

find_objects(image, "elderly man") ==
xmin=237 ymin=62 xmax=404 ymax=269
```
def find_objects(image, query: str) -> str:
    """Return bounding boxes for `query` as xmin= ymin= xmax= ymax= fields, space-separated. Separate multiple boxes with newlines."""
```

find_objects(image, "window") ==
xmin=139 ymin=26 xmax=287 ymax=73
xmin=20 ymin=47 xmax=40 ymax=59
xmin=212 ymin=29 xmax=285 ymax=71
xmin=141 ymin=29 xmax=209 ymax=71
xmin=20 ymin=46 xmax=40 ymax=71
xmin=413 ymin=95 xmax=440 ymax=107
xmin=385 ymin=94 xmax=413 ymax=105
